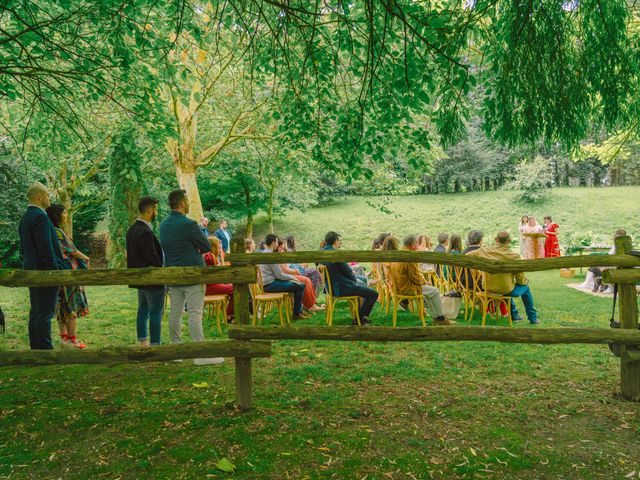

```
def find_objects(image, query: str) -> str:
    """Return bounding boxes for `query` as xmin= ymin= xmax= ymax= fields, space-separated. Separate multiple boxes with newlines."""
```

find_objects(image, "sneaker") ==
xmin=529 ymin=319 xmax=540 ymax=325
xmin=193 ymin=357 xmax=224 ymax=366
xmin=512 ymin=315 xmax=524 ymax=322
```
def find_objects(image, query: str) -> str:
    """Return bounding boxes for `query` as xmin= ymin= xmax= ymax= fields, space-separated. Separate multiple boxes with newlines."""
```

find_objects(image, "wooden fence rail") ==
xmin=228 ymin=250 xmax=640 ymax=273
xmin=0 ymin=340 xmax=271 ymax=367
xmin=0 ymin=236 xmax=638 ymax=408
xmin=228 ymin=325 xmax=640 ymax=345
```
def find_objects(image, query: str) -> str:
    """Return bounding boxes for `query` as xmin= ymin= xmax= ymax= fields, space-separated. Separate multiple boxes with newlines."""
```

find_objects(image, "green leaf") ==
xmin=216 ymin=458 xmax=236 ymax=473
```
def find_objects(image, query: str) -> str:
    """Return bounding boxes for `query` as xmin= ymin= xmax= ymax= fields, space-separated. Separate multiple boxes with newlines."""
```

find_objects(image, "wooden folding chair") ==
xmin=387 ymin=271 xmax=426 ymax=327
xmin=469 ymin=270 xmax=513 ymax=327
xmin=250 ymin=268 xmax=292 ymax=326
xmin=204 ymin=294 xmax=229 ymax=334
xmin=319 ymin=265 xmax=361 ymax=326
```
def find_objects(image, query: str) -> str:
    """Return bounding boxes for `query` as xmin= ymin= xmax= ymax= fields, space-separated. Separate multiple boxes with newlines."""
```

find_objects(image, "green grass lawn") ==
xmin=253 ymin=186 xmax=640 ymax=250
xmin=1 ymin=187 xmax=640 ymax=479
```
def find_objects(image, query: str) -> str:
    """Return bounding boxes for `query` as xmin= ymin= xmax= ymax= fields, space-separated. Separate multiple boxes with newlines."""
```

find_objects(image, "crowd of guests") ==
xmin=27 ymin=182 xmax=625 ymax=357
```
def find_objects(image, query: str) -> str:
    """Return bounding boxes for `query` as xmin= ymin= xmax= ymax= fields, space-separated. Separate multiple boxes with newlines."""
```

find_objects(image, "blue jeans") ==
xmin=136 ymin=287 xmax=166 ymax=345
xmin=264 ymin=280 xmax=304 ymax=315
xmin=508 ymin=284 xmax=537 ymax=322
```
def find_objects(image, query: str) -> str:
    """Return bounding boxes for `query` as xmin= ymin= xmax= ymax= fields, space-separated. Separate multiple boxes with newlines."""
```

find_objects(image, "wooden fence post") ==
xmin=231 ymin=235 xmax=253 ymax=411
xmin=615 ymin=236 xmax=640 ymax=401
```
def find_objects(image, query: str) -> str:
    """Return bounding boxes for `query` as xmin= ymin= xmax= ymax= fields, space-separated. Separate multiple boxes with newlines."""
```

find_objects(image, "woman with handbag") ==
xmin=46 ymin=204 xmax=89 ymax=349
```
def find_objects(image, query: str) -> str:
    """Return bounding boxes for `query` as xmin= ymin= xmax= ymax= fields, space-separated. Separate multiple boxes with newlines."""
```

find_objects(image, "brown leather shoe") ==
xmin=293 ymin=312 xmax=311 ymax=320
xmin=434 ymin=317 xmax=456 ymax=326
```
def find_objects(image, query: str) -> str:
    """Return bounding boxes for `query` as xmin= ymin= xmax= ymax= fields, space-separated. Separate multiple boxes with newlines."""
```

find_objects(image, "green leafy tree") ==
xmin=503 ymin=155 xmax=555 ymax=203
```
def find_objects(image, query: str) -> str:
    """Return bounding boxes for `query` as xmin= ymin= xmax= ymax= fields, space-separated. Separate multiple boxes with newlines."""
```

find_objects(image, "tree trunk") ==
xmin=176 ymin=167 xmax=205 ymax=220
xmin=241 ymin=178 xmax=253 ymax=238
xmin=267 ymin=183 xmax=275 ymax=233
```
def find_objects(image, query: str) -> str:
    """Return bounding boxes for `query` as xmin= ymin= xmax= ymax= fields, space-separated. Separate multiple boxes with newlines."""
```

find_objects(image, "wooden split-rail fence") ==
xmin=0 ymin=236 xmax=639 ymax=410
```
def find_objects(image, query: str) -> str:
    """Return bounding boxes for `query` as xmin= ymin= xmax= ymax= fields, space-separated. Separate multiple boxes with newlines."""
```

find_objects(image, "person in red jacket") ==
xmin=543 ymin=215 xmax=561 ymax=257
xmin=203 ymin=236 xmax=233 ymax=320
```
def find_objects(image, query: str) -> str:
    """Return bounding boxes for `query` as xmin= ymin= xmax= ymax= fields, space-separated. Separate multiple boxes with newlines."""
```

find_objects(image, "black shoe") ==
xmin=352 ymin=317 xmax=372 ymax=326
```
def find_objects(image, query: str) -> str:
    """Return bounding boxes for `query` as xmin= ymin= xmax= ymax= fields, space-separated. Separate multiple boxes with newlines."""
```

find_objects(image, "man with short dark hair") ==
xmin=388 ymin=235 xmax=453 ymax=325
xmin=259 ymin=234 xmax=308 ymax=319
xmin=468 ymin=231 xmax=538 ymax=324
xmin=434 ymin=233 xmax=449 ymax=253
xmin=321 ymin=231 xmax=378 ymax=325
xmin=126 ymin=196 xmax=164 ymax=346
xmin=463 ymin=230 xmax=484 ymax=254
xmin=215 ymin=219 xmax=231 ymax=254
xmin=160 ymin=189 xmax=222 ymax=365
xmin=19 ymin=182 xmax=67 ymax=349
xmin=199 ymin=217 xmax=209 ymax=238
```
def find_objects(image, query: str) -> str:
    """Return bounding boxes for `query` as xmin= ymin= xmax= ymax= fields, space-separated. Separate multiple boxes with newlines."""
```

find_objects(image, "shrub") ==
xmin=503 ymin=155 xmax=554 ymax=203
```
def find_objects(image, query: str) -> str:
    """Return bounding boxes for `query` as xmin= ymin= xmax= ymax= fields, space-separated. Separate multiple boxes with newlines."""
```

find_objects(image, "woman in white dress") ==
xmin=522 ymin=216 xmax=545 ymax=259
xmin=518 ymin=215 xmax=529 ymax=257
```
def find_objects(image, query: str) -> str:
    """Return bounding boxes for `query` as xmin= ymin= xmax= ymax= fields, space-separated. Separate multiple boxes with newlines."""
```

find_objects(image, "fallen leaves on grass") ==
xmin=192 ymin=382 xmax=209 ymax=389
xmin=215 ymin=457 xmax=236 ymax=473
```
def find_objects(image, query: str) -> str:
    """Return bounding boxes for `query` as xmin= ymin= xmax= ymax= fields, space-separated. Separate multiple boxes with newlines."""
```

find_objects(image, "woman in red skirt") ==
xmin=543 ymin=215 xmax=561 ymax=257
xmin=203 ymin=237 xmax=234 ymax=319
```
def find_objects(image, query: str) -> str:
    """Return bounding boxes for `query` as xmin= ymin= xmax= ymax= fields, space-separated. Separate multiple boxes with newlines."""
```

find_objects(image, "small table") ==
xmin=523 ymin=233 xmax=547 ymax=259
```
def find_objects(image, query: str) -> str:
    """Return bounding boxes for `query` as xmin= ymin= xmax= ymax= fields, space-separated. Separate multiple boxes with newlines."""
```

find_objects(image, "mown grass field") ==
xmin=1 ymin=187 xmax=640 ymax=479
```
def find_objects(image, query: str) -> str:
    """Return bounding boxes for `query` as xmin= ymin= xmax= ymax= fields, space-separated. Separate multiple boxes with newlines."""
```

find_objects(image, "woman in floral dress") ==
xmin=46 ymin=204 xmax=89 ymax=348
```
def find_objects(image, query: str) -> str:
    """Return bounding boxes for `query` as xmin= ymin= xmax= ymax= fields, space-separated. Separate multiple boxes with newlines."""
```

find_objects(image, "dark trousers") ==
xmin=341 ymin=285 xmax=378 ymax=319
xmin=28 ymin=286 xmax=59 ymax=350
xmin=264 ymin=280 xmax=304 ymax=315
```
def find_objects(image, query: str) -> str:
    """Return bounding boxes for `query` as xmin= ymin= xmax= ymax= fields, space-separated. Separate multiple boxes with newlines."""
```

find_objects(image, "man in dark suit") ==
xmin=18 ymin=183 xmax=66 ymax=349
xmin=321 ymin=231 xmax=378 ymax=326
xmin=214 ymin=219 xmax=231 ymax=254
xmin=126 ymin=197 xmax=165 ymax=346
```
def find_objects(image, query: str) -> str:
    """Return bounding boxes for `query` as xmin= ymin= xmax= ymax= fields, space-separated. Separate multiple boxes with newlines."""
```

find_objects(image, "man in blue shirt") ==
xmin=321 ymin=231 xmax=378 ymax=325
xmin=160 ymin=189 xmax=222 ymax=365
xmin=214 ymin=219 xmax=232 ymax=254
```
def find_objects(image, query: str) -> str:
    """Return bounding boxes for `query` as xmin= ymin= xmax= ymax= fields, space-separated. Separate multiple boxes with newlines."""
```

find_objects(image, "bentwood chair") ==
xmin=469 ymin=270 xmax=513 ymax=327
xmin=249 ymin=268 xmax=292 ymax=326
xmin=318 ymin=265 xmax=361 ymax=326
xmin=386 ymin=270 xmax=426 ymax=327
xmin=454 ymin=266 xmax=474 ymax=322
xmin=204 ymin=294 xmax=229 ymax=334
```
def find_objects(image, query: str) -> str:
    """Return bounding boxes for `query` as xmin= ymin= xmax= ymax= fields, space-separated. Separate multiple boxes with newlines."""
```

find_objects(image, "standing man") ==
xmin=389 ymin=235 xmax=454 ymax=325
xmin=160 ymin=189 xmax=223 ymax=365
xmin=214 ymin=219 xmax=231 ymax=254
xmin=321 ymin=231 xmax=378 ymax=326
xmin=198 ymin=217 xmax=210 ymax=238
xmin=126 ymin=197 xmax=165 ymax=347
xmin=19 ymin=183 xmax=67 ymax=349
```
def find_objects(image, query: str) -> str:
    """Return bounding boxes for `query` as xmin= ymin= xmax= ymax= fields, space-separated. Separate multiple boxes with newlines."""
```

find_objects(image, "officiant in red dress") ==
xmin=543 ymin=215 xmax=560 ymax=257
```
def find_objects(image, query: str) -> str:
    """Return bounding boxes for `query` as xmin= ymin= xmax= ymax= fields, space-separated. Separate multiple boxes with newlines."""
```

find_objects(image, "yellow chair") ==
xmin=469 ymin=270 xmax=513 ymax=327
xmin=319 ymin=265 xmax=361 ymax=326
xmin=454 ymin=266 xmax=474 ymax=322
xmin=204 ymin=294 xmax=229 ymax=334
xmin=370 ymin=263 xmax=389 ymax=310
xmin=387 ymin=271 xmax=426 ymax=327
xmin=250 ymin=268 xmax=292 ymax=326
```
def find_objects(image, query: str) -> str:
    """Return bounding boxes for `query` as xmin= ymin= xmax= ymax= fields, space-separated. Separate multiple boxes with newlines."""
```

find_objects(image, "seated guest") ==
xmin=276 ymin=239 xmax=325 ymax=312
xmin=245 ymin=238 xmax=256 ymax=253
xmin=461 ymin=230 xmax=484 ymax=291
xmin=418 ymin=234 xmax=433 ymax=251
xmin=448 ymin=235 xmax=462 ymax=255
xmin=463 ymin=230 xmax=484 ymax=254
xmin=285 ymin=235 xmax=323 ymax=296
xmin=467 ymin=231 xmax=539 ymax=324
xmin=259 ymin=234 xmax=309 ymax=320
xmin=321 ymin=231 xmax=378 ymax=326
xmin=388 ymin=235 xmax=454 ymax=325
xmin=434 ymin=233 xmax=449 ymax=253
xmin=257 ymin=241 xmax=266 ymax=252
xmin=203 ymin=237 xmax=233 ymax=321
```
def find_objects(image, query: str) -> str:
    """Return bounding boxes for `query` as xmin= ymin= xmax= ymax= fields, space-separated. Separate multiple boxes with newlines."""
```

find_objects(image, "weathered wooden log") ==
xmin=228 ymin=250 xmax=640 ymax=273
xmin=228 ymin=325 xmax=640 ymax=345
xmin=602 ymin=269 xmax=640 ymax=284
xmin=0 ymin=266 xmax=256 ymax=288
xmin=622 ymin=349 xmax=640 ymax=364
xmin=0 ymin=340 xmax=271 ymax=367
xmin=616 ymin=236 xmax=640 ymax=401
xmin=231 ymin=235 xmax=253 ymax=412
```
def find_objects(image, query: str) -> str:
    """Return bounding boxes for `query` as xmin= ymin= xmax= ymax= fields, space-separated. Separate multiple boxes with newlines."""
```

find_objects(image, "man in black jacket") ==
xmin=126 ymin=197 xmax=165 ymax=346
xmin=19 ymin=183 xmax=67 ymax=349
